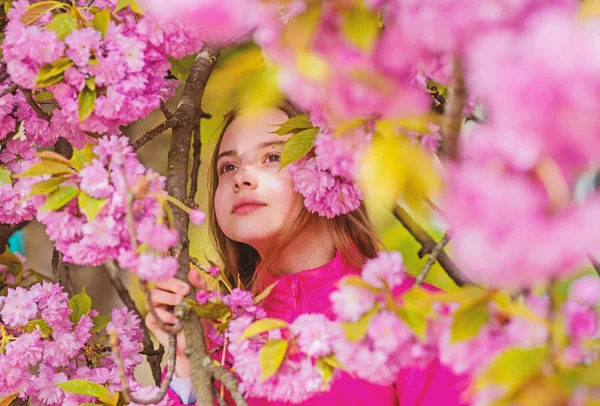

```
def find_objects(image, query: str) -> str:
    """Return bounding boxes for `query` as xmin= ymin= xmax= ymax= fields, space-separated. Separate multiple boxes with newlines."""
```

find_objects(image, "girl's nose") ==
xmin=233 ymin=166 xmax=258 ymax=191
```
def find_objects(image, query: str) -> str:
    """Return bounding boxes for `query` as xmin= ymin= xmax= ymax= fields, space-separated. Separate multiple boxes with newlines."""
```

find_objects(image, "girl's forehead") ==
xmin=219 ymin=108 xmax=290 ymax=152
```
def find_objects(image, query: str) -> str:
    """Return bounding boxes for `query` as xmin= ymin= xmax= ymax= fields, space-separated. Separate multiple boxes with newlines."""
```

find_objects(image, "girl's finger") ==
xmin=188 ymin=268 xmax=207 ymax=291
xmin=149 ymin=288 xmax=184 ymax=307
xmin=154 ymin=278 xmax=190 ymax=295
xmin=152 ymin=307 xmax=179 ymax=325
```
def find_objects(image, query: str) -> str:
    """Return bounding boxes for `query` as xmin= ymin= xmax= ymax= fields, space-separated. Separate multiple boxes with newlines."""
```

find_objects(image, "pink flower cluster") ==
xmin=0 ymin=139 xmax=42 ymax=224
xmin=444 ymin=12 xmax=600 ymax=289
xmin=2 ymin=0 xmax=191 ymax=135
xmin=330 ymin=251 xmax=435 ymax=384
xmin=37 ymin=136 xmax=183 ymax=281
xmin=227 ymin=313 xmax=339 ymax=403
xmin=0 ymin=282 xmax=144 ymax=405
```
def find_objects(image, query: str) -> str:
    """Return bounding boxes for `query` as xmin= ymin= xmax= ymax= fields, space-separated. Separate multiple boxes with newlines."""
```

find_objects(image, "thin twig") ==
xmin=207 ymin=362 xmax=248 ymax=406
xmin=21 ymin=88 xmax=51 ymax=121
xmin=132 ymin=112 xmax=185 ymax=152
xmin=104 ymin=261 xmax=165 ymax=385
xmin=188 ymin=122 xmax=201 ymax=204
xmin=590 ymin=255 xmax=600 ymax=277
xmin=416 ymin=233 xmax=450 ymax=286
xmin=124 ymin=192 xmax=138 ymax=250
xmin=109 ymin=327 xmax=178 ymax=404
xmin=393 ymin=204 xmax=470 ymax=286
xmin=160 ymin=101 xmax=173 ymax=119
xmin=0 ymin=83 xmax=17 ymax=99
xmin=441 ymin=57 xmax=467 ymax=161
xmin=213 ymin=386 xmax=228 ymax=406
xmin=0 ymin=71 xmax=9 ymax=83
xmin=190 ymin=256 xmax=210 ymax=273
xmin=62 ymin=260 xmax=74 ymax=298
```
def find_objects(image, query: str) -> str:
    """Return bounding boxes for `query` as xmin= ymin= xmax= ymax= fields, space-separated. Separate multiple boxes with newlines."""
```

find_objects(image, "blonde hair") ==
xmin=207 ymin=100 xmax=382 ymax=292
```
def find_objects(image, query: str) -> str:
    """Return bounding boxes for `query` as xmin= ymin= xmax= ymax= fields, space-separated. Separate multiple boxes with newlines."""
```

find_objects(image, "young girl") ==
xmin=146 ymin=101 xmax=468 ymax=405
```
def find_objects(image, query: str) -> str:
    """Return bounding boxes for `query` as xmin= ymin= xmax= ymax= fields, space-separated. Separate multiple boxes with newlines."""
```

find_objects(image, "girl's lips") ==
xmin=231 ymin=199 xmax=267 ymax=215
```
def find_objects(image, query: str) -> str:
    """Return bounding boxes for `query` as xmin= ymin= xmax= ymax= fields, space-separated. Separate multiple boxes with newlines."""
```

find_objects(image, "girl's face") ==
xmin=214 ymin=108 xmax=305 ymax=253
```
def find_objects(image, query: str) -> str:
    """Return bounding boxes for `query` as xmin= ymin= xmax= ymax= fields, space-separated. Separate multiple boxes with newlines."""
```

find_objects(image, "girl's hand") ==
xmin=145 ymin=268 xmax=207 ymax=378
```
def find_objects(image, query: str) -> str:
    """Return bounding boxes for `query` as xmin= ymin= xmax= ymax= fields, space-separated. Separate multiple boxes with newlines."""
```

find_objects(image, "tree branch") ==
xmin=165 ymin=45 xmax=221 ymax=406
xmin=188 ymin=122 xmax=201 ymax=205
xmin=392 ymin=204 xmax=470 ymax=286
xmin=590 ymin=255 xmax=600 ymax=277
xmin=21 ymin=88 xmax=51 ymax=122
xmin=441 ymin=57 xmax=466 ymax=161
xmin=0 ymin=83 xmax=17 ymax=99
xmin=132 ymin=113 xmax=185 ymax=152
xmin=104 ymin=261 xmax=165 ymax=385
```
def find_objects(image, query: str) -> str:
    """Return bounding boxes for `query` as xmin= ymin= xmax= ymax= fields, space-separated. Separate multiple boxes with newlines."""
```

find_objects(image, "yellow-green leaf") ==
xmin=36 ymin=57 xmax=73 ymax=88
xmin=0 ymin=166 xmax=11 ymax=186
xmin=85 ymin=76 xmax=95 ymax=91
xmin=269 ymin=113 xmax=313 ymax=136
xmin=78 ymin=192 xmax=108 ymax=222
xmin=169 ymin=54 xmax=196 ymax=82
xmin=55 ymin=379 xmax=109 ymax=399
xmin=321 ymin=354 xmax=344 ymax=370
xmin=341 ymin=305 xmax=378 ymax=342
xmin=24 ymin=318 xmax=53 ymax=337
xmin=239 ymin=318 xmax=288 ymax=340
xmin=259 ymin=339 xmax=288 ymax=381
xmin=70 ymin=143 xmax=96 ymax=171
xmin=397 ymin=308 xmax=427 ymax=340
xmin=0 ymin=248 xmax=24 ymax=275
xmin=18 ymin=160 xmax=72 ymax=177
xmin=476 ymin=347 xmax=548 ymax=392
xmin=41 ymin=185 xmax=79 ymax=211
xmin=343 ymin=8 xmax=380 ymax=52
xmin=0 ymin=393 xmax=18 ymax=406
xmin=335 ymin=118 xmax=367 ymax=137
xmin=185 ymin=299 xmax=232 ymax=321
xmin=451 ymin=303 xmax=490 ymax=343
xmin=47 ymin=12 xmax=76 ymax=40
xmin=36 ymin=150 xmax=73 ymax=166
xmin=99 ymin=392 xmax=119 ymax=406
xmin=316 ymin=358 xmax=335 ymax=385
xmin=21 ymin=1 xmax=65 ymax=25
xmin=115 ymin=0 xmax=143 ymax=14
xmin=280 ymin=127 xmax=318 ymax=168
xmin=296 ymin=51 xmax=329 ymax=81
xmin=254 ymin=281 xmax=278 ymax=304
xmin=340 ymin=275 xmax=380 ymax=293
xmin=581 ymin=0 xmax=600 ymax=19
xmin=33 ymin=90 xmax=55 ymax=102
xmin=92 ymin=8 xmax=110 ymax=39
xmin=91 ymin=315 xmax=110 ymax=332
xmin=68 ymin=286 xmax=92 ymax=323
xmin=78 ymin=87 xmax=96 ymax=122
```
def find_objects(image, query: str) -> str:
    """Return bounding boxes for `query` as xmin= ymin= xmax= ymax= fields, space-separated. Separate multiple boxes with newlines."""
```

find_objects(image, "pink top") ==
xmin=165 ymin=252 xmax=469 ymax=405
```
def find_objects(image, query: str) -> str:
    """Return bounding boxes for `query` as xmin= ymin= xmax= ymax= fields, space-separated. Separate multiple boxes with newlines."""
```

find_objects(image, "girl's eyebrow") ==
xmin=217 ymin=141 xmax=285 ymax=161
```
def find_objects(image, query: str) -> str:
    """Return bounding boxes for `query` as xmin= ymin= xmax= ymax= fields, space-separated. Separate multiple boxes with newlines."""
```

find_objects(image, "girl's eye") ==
xmin=218 ymin=162 xmax=237 ymax=174
xmin=265 ymin=153 xmax=281 ymax=163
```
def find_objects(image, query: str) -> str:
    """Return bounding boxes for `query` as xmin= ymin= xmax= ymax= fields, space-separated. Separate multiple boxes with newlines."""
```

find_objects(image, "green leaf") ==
xmin=92 ymin=8 xmax=110 ymax=39
xmin=476 ymin=347 xmax=548 ymax=392
xmin=451 ymin=303 xmax=490 ymax=343
xmin=115 ymin=0 xmax=143 ymax=14
xmin=55 ymin=379 xmax=109 ymax=399
xmin=334 ymin=118 xmax=367 ymax=137
xmin=70 ymin=143 xmax=96 ymax=171
xmin=28 ymin=176 xmax=68 ymax=196
xmin=0 ymin=393 xmax=18 ymax=406
xmin=18 ymin=160 xmax=73 ymax=177
xmin=343 ymin=8 xmax=380 ymax=52
xmin=24 ymin=318 xmax=53 ymax=337
xmin=41 ymin=185 xmax=79 ymax=211
xmin=0 ymin=166 xmax=11 ymax=186
xmin=78 ymin=192 xmax=108 ymax=222
xmin=168 ymin=54 xmax=196 ymax=82
xmin=36 ymin=57 xmax=73 ymax=88
xmin=280 ymin=127 xmax=318 ymax=168
xmin=33 ymin=91 xmax=55 ymax=102
xmin=239 ymin=318 xmax=288 ymax=340
xmin=47 ymin=12 xmax=76 ymax=40
xmin=185 ymin=299 xmax=232 ymax=321
xmin=0 ymin=247 xmax=24 ymax=275
xmin=269 ymin=113 xmax=313 ymax=136
xmin=78 ymin=87 xmax=96 ymax=122
xmin=68 ymin=286 xmax=92 ymax=323
xmin=85 ymin=76 xmax=95 ymax=91
xmin=21 ymin=1 xmax=65 ymax=25
xmin=91 ymin=315 xmax=110 ymax=332
xmin=254 ymin=281 xmax=278 ymax=304
xmin=259 ymin=339 xmax=288 ymax=381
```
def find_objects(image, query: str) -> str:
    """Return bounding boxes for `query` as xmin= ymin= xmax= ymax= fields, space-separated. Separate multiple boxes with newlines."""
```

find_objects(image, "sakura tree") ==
xmin=0 ymin=0 xmax=599 ymax=405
